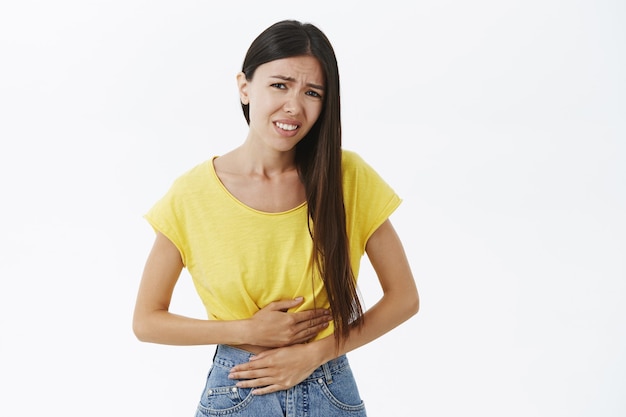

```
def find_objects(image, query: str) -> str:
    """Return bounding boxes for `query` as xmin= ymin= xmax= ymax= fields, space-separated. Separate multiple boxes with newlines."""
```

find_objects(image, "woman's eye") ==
xmin=271 ymin=83 xmax=286 ymax=89
xmin=306 ymin=90 xmax=322 ymax=99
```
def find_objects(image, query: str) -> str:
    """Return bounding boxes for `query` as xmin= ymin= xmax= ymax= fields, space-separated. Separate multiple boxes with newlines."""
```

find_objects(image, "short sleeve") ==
xmin=143 ymin=177 xmax=188 ymax=266
xmin=342 ymin=150 xmax=402 ymax=254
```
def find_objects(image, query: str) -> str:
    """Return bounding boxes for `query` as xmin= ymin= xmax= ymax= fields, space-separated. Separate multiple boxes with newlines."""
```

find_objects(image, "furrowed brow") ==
xmin=270 ymin=75 xmax=325 ymax=91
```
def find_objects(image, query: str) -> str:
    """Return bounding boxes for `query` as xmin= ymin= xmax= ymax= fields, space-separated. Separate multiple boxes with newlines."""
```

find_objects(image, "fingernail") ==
xmin=295 ymin=297 xmax=303 ymax=301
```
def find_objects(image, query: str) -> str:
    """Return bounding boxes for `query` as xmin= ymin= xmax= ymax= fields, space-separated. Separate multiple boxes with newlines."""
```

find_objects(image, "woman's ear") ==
xmin=236 ymin=72 xmax=249 ymax=105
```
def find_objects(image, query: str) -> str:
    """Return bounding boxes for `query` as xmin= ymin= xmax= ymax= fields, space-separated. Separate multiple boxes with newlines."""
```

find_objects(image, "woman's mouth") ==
xmin=275 ymin=122 xmax=299 ymax=131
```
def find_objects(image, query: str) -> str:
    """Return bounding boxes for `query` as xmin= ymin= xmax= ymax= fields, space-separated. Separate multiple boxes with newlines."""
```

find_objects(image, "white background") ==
xmin=1 ymin=1 xmax=624 ymax=416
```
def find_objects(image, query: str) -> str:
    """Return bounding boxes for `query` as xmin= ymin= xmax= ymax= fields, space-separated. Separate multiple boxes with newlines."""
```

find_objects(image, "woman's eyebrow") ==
xmin=270 ymin=75 xmax=325 ymax=91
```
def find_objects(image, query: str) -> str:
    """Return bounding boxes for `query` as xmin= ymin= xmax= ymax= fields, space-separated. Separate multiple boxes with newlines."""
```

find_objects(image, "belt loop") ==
xmin=322 ymin=361 xmax=333 ymax=384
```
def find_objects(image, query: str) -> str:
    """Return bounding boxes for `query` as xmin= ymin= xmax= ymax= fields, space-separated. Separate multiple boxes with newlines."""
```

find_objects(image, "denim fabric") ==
xmin=195 ymin=344 xmax=367 ymax=417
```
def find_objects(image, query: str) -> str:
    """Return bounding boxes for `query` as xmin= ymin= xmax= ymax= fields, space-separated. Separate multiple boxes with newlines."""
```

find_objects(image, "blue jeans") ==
xmin=195 ymin=344 xmax=367 ymax=416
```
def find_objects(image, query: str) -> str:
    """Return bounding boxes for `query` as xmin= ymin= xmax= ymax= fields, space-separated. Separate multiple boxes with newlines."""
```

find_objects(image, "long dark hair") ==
xmin=240 ymin=20 xmax=363 ymax=346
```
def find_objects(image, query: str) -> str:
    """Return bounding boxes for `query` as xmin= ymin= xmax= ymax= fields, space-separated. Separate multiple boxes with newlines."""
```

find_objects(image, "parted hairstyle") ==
xmin=240 ymin=20 xmax=363 ymax=346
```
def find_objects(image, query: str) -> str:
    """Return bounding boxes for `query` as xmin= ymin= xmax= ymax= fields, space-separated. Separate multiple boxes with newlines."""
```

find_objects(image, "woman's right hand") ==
xmin=246 ymin=298 xmax=331 ymax=347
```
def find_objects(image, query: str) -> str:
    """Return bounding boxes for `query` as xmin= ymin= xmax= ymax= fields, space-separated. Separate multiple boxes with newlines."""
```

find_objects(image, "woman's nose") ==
xmin=283 ymin=93 xmax=302 ymax=115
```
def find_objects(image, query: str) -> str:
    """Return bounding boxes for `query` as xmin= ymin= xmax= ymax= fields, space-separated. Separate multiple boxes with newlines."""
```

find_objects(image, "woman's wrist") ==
xmin=306 ymin=336 xmax=337 ymax=366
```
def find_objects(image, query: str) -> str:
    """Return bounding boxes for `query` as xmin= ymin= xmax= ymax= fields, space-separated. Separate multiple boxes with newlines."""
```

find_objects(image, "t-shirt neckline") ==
xmin=209 ymin=156 xmax=307 ymax=216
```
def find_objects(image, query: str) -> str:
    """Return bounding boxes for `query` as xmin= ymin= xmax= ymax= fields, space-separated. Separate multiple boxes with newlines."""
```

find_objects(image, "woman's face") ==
xmin=238 ymin=55 xmax=325 ymax=153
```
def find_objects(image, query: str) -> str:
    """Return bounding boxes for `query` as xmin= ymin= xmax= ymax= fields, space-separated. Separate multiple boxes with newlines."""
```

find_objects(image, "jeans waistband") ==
xmin=213 ymin=344 xmax=348 ymax=383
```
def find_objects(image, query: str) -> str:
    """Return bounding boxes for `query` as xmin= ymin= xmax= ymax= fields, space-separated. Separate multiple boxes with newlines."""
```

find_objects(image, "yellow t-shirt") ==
xmin=144 ymin=149 xmax=401 ymax=340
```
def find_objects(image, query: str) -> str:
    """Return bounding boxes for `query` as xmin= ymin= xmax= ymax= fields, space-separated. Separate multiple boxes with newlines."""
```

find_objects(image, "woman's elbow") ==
xmin=132 ymin=313 xmax=152 ymax=343
xmin=407 ymin=291 xmax=420 ymax=317
xmin=402 ymin=286 xmax=419 ymax=318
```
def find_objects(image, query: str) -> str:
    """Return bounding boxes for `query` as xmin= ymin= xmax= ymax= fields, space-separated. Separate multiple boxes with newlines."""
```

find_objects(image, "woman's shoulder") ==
xmin=341 ymin=148 xmax=367 ymax=170
xmin=342 ymin=148 xmax=380 ymax=177
xmin=341 ymin=148 xmax=395 ymax=192
xmin=169 ymin=158 xmax=216 ymax=193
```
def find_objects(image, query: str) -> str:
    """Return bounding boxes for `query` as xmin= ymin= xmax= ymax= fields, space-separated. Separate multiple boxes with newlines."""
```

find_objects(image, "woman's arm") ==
xmin=229 ymin=219 xmax=419 ymax=393
xmin=322 ymin=217 xmax=420 ymax=356
xmin=132 ymin=232 xmax=331 ymax=347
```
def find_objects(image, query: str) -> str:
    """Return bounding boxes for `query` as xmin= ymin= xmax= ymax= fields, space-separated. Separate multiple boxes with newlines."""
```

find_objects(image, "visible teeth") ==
xmin=276 ymin=122 xmax=298 ymax=131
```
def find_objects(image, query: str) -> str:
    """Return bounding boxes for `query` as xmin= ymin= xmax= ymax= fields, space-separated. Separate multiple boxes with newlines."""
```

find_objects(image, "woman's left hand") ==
xmin=228 ymin=344 xmax=321 ymax=395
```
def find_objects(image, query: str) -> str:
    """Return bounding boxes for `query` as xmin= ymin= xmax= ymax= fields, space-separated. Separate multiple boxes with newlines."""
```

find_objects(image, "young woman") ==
xmin=133 ymin=19 xmax=419 ymax=416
